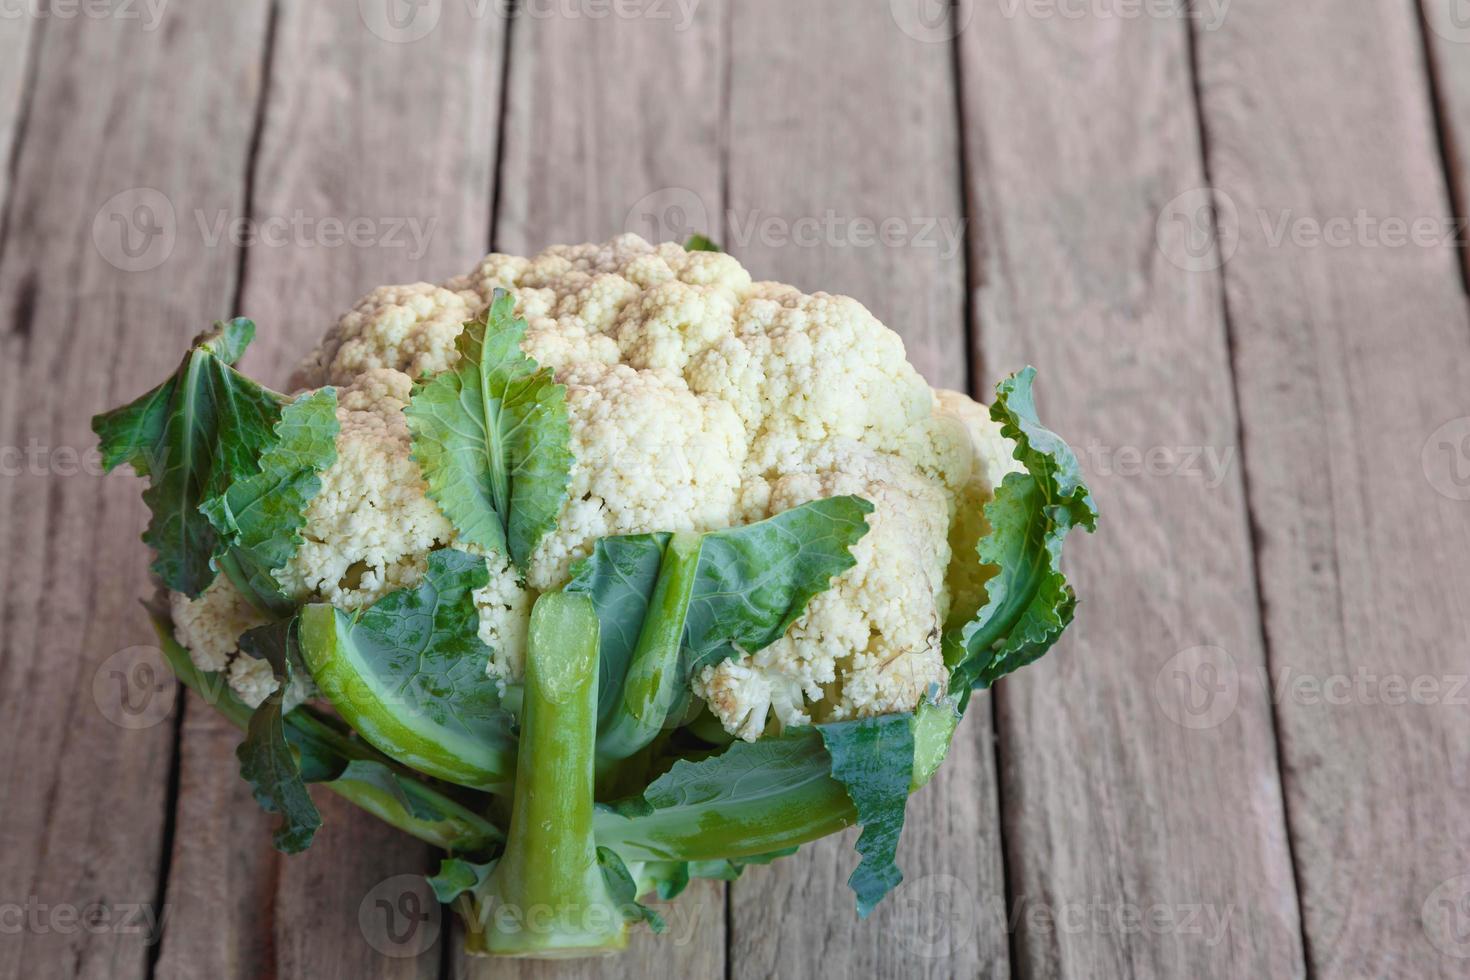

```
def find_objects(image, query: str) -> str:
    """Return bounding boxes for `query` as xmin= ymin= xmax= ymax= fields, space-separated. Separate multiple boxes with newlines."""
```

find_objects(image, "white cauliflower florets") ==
xmin=170 ymin=235 xmax=1021 ymax=734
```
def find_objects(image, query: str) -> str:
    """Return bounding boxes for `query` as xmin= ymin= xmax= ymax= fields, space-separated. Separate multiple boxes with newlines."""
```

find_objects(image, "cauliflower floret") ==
xmin=696 ymin=444 xmax=953 ymax=739
xmin=168 ymin=577 xmax=312 ymax=709
xmin=472 ymin=551 xmax=537 ymax=682
xmin=170 ymin=577 xmax=271 ymax=674
xmin=227 ymin=652 xmax=314 ymax=712
xmin=291 ymin=282 xmax=481 ymax=389
xmin=275 ymin=368 xmax=455 ymax=608
xmin=931 ymin=389 xmax=1025 ymax=627
xmin=526 ymin=362 xmax=745 ymax=590
xmin=269 ymin=235 xmax=1019 ymax=736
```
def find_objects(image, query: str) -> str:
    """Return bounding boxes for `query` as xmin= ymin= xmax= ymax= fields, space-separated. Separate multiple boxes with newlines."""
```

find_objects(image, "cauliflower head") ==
xmin=176 ymin=235 xmax=1018 ymax=734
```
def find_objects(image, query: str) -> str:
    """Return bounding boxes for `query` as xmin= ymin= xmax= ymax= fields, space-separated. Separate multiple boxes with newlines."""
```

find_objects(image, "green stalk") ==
xmin=595 ymin=531 xmax=702 ymax=776
xmin=465 ymin=592 xmax=631 ymax=957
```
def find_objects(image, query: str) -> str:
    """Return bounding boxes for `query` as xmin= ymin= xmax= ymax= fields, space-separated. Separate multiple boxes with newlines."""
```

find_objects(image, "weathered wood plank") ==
xmin=150 ymin=2 xmax=506 ymax=978
xmin=723 ymin=4 xmax=1005 ymax=979
xmin=458 ymin=3 xmax=729 ymax=977
xmin=1420 ymin=0 xmax=1470 ymax=286
xmin=492 ymin=0 xmax=726 ymax=252
xmin=1193 ymin=2 xmax=1470 ymax=976
xmin=956 ymin=7 xmax=1305 ymax=979
xmin=0 ymin=4 xmax=269 ymax=979
xmin=0 ymin=10 xmax=34 ymax=221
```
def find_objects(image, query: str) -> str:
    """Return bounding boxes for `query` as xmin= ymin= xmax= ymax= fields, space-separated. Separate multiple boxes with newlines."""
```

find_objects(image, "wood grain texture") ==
xmin=1192 ymin=2 xmax=1470 ymax=976
xmin=1420 ymin=0 xmax=1470 ymax=286
xmin=459 ymin=3 xmax=729 ymax=977
xmin=0 ymin=4 xmax=269 ymax=980
xmin=957 ymin=7 xmax=1306 ymax=979
xmin=0 ymin=10 xmax=34 ymax=223
xmin=724 ymin=3 xmax=1006 ymax=978
xmin=149 ymin=2 xmax=506 ymax=978
xmin=493 ymin=0 xmax=726 ymax=254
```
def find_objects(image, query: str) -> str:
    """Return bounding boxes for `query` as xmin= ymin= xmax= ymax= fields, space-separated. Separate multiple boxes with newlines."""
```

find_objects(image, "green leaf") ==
xmin=682 ymin=496 xmax=873 ymax=674
xmin=427 ymin=856 xmax=499 ymax=904
xmin=593 ymin=728 xmax=854 ymax=864
xmin=566 ymin=496 xmax=873 ymax=733
xmin=818 ymin=714 xmax=916 ymax=916
xmin=92 ymin=320 xmax=285 ymax=596
xmin=683 ymin=234 xmax=722 ymax=252
xmin=298 ymin=549 xmax=517 ymax=791
xmin=235 ymin=619 xmax=322 ymax=854
xmin=202 ymin=388 xmax=340 ymax=614
xmin=597 ymin=847 xmax=666 ymax=933
xmin=946 ymin=367 xmax=1098 ymax=694
xmin=405 ymin=289 xmax=572 ymax=569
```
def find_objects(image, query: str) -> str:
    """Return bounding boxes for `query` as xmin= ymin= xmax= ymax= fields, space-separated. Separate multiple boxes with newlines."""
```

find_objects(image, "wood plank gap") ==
xmin=0 ymin=14 xmax=46 ymax=278
xmin=144 ymin=696 xmax=188 ymax=980
xmin=1414 ymin=0 xmax=1470 ymax=296
xmin=486 ymin=0 xmax=517 ymax=254
xmin=228 ymin=0 xmax=281 ymax=318
xmin=950 ymin=7 xmax=1016 ymax=977
xmin=1179 ymin=13 xmax=1314 ymax=977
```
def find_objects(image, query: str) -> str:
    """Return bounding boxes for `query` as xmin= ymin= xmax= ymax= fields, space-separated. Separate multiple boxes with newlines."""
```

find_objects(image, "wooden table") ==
xmin=2 ymin=2 xmax=1469 ymax=977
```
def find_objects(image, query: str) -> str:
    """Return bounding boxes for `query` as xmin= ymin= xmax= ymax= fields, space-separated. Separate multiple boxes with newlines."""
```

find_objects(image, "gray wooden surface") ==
xmin=2 ymin=2 xmax=1469 ymax=978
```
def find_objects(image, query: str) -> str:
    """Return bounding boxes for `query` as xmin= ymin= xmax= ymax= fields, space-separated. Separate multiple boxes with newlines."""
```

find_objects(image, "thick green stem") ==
xmin=467 ymin=592 xmax=629 ymax=957
xmin=595 ymin=532 xmax=702 ymax=776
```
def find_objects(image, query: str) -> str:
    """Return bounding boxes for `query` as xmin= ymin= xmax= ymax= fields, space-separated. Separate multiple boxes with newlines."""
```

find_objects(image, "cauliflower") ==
xmin=173 ymin=235 xmax=1019 ymax=735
